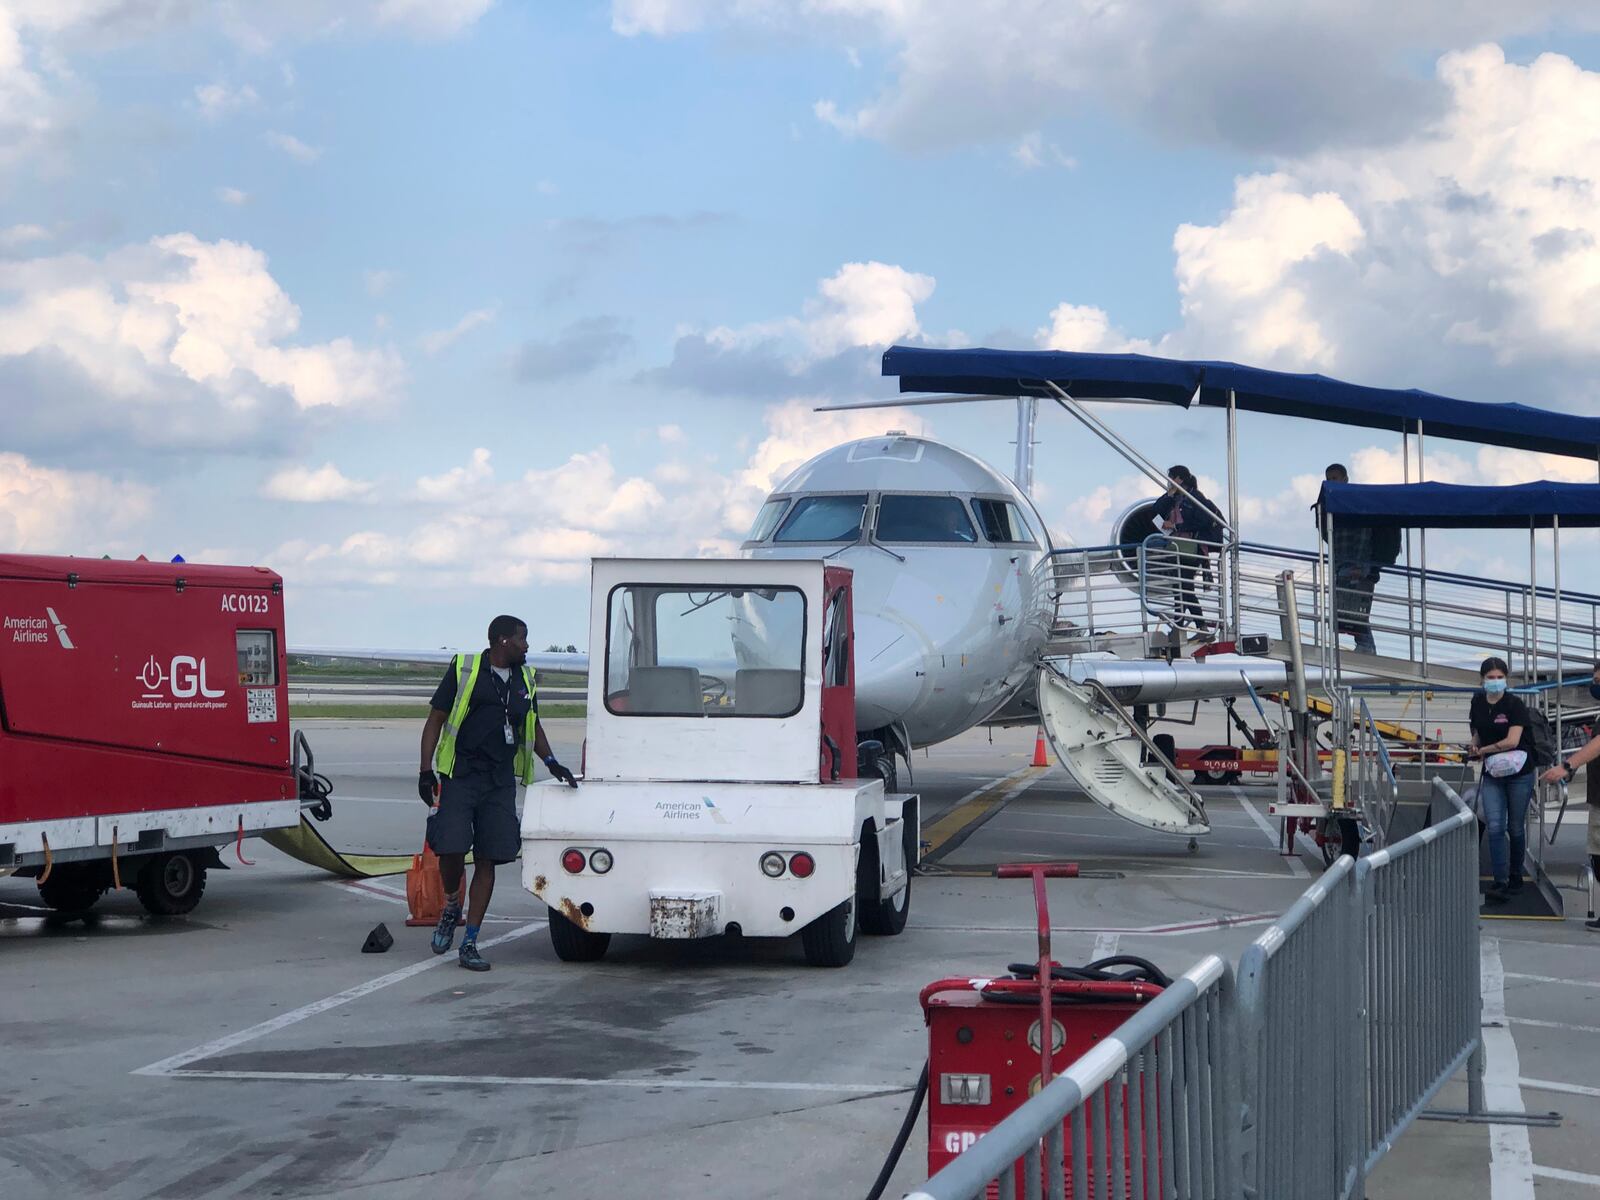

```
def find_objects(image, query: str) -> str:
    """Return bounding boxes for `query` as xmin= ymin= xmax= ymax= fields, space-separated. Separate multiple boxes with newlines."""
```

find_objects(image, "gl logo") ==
xmin=140 ymin=654 xmax=225 ymax=699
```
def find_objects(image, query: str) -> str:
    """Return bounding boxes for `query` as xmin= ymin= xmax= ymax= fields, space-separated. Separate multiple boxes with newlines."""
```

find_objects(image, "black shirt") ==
xmin=1469 ymin=691 xmax=1535 ymax=777
xmin=430 ymin=653 xmax=536 ymax=783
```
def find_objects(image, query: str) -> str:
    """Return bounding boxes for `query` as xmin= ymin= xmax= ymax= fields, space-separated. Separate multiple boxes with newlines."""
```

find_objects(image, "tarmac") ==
xmin=2 ymin=719 xmax=1597 ymax=1199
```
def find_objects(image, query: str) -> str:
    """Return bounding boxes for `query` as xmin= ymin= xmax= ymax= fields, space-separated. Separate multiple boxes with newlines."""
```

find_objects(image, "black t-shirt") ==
xmin=1469 ymin=691 xmax=1535 ymax=777
xmin=430 ymin=653 xmax=537 ymax=782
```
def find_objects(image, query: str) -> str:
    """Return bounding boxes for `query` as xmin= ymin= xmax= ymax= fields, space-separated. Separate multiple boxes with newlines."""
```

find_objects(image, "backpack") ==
xmin=1526 ymin=705 xmax=1557 ymax=769
xmin=1370 ymin=525 xmax=1403 ymax=566
xmin=1189 ymin=494 xmax=1226 ymax=546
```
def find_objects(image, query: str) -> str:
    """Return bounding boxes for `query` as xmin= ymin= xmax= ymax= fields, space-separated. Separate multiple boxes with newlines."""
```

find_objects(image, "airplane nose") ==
xmin=852 ymin=612 xmax=925 ymax=729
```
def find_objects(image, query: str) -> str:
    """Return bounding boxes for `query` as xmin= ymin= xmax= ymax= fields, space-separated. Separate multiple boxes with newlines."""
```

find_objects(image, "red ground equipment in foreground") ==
xmin=920 ymin=863 xmax=1169 ymax=1191
xmin=0 ymin=554 xmax=330 ymax=915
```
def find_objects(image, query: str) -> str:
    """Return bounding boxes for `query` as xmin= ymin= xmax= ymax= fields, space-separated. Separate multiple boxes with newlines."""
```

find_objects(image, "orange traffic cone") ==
xmin=404 ymin=843 xmax=459 ymax=927
xmin=1032 ymin=728 xmax=1051 ymax=768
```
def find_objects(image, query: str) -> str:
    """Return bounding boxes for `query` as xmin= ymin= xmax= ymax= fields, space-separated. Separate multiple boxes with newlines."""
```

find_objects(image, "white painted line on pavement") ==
xmin=1509 ymin=1016 xmax=1600 ymax=1036
xmin=1234 ymin=790 xmax=1310 ymax=878
xmin=1481 ymin=937 xmax=1535 ymax=1200
xmin=1520 ymin=1078 xmax=1600 ymax=1099
xmin=322 ymin=879 xmax=523 ymax=922
xmin=916 ymin=913 xmax=1276 ymax=937
xmin=153 ymin=1069 xmax=906 ymax=1094
xmin=1532 ymin=1165 xmax=1600 ymax=1188
xmin=132 ymin=921 xmax=546 ymax=1077
xmin=1504 ymin=972 xmax=1600 ymax=990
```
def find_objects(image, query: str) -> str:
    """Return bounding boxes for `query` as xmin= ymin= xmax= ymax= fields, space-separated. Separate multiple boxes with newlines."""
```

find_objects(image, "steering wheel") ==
xmin=698 ymin=674 xmax=728 ymax=704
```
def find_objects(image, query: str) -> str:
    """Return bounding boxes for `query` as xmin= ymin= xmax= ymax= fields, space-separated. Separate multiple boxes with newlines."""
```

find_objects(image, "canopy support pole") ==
xmin=1402 ymin=424 xmax=1416 ymax=662
xmin=1227 ymin=389 xmax=1240 ymax=638
xmin=1013 ymin=397 xmax=1038 ymax=497
xmin=1528 ymin=521 xmax=1537 ymax=687
xmin=1418 ymin=421 xmax=1428 ymax=742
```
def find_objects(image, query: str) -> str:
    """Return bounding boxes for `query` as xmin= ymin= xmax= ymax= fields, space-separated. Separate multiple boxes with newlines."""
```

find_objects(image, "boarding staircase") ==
xmin=1032 ymin=537 xmax=1600 ymax=885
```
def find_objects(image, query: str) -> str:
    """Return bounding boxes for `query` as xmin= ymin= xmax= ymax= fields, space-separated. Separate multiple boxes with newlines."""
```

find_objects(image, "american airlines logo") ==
xmin=3 ymin=607 xmax=75 ymax=649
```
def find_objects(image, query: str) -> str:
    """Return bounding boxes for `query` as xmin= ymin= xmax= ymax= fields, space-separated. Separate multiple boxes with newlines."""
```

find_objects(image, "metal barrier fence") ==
xmin=904 ymin=956 xmax=1240 ymax=1200
xmin=909 ymin=779 xmax=1496 ymax=1200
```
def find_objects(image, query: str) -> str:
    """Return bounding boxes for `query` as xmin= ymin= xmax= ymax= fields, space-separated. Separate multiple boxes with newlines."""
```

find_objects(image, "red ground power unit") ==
xmin=920 ymin=864 xmax=1167 ymax=1194
xmin=0 ymin=554 xmax=317 ymax=915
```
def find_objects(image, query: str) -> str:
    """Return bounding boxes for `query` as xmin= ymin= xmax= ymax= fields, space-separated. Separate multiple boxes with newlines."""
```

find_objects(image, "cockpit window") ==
xmin=875 ymin=495 xmax=978 ymax=543
xmin=774 ymin=494 xmax=868 ymax=542
xmin=973 ymin=499 xmax=1038 ymax=546
xmin=747 ymin=499 xmax=788 ymax=542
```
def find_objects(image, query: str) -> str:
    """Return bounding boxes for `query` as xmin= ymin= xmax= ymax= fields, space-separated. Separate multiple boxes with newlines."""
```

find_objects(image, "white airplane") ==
xmin=739 ymin=430 xmax=1055 ymax=784
xmin=294 ymin=416 xmax=1220 ymax=836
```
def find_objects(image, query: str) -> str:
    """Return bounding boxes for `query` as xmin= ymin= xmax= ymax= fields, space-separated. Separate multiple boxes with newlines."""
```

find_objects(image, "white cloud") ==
xmin=1037 ymin=46 xmax=1600 ymax=405
xmin=193 ymin=81 xmax=260 ymax=120
xmin=262 ymin=463 xmax=374 ymax=502
xmin=1035 ymin=303 xmax=1152 ymax=355
xmin=278 ymin=397 xmax=928 ymax=591
xmin=420 ymin=306 xmax=495 ymax=354
xmin=803 ymin=260 xmax=934 ymax=354
xmin=364 ymin=268 xmax=400 ymax=297
xmin=373 ymin=0 xmax=496 ymax=38
xmin=1011 ymin=132 xmax=1075 ymax=170
xmin=265 ymin=130 xmax=322 ymax=163
xmin=0 ymin=232 xmax=403 ymax=453
xmin=614 ymin=2 xmax=1600 ymax=157
xmin=0 ymin=222 xmax=49 ymax=248
xmin=0 ymin=452 xmax=153 ymax=552
xmin=216 ymin=186 xmax=249 ymax=206
xmin=657 ymin=423 xmax=686 ymax=444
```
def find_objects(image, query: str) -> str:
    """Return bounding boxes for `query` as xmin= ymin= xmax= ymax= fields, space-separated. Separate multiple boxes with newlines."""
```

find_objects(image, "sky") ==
xmin=4 ymin=1 xmax=1600 ymax=650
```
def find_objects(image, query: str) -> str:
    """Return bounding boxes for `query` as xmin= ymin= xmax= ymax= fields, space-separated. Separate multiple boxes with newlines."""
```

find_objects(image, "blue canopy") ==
xmin=1318 ymin=481 xmax=1600 ymax=529
xmin=880 ymin=346 xmax=1600 ymax=460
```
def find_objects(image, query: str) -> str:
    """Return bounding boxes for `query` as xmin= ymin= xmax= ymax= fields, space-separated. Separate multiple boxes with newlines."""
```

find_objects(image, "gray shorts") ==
xmin=427 ymin=775 xmax=520 ymax=864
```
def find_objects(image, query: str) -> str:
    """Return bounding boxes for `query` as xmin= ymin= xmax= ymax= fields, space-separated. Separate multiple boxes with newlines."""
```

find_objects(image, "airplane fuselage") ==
xmin=743 ymin=434 xmax=1052 ymax=749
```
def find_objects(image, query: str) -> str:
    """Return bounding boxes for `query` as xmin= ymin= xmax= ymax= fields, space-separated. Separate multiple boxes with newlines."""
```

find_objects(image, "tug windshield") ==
xmin=604 ymin=584 xmax=807 ymax=718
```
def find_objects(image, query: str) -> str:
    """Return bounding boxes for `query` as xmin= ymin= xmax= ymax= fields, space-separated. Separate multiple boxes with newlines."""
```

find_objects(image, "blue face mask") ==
xmin=1484 ymin=678 xmax=1507 ymax=697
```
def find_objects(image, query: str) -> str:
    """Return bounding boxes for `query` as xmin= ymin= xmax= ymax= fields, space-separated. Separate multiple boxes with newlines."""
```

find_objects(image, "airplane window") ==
xmin=875 ymin=495 xmax=978 ymax=543
xmin=973 ymin=499 xmax=1038 ymax=546
xmin=774 ymin=495 xmax=867 ymax=542
xmin=747 ymin=499 xmax=788 ymax=542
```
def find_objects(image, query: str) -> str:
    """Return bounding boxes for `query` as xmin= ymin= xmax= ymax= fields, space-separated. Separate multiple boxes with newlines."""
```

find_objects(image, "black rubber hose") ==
xmin=864 ymin=1060 xmax=930 ymax=1200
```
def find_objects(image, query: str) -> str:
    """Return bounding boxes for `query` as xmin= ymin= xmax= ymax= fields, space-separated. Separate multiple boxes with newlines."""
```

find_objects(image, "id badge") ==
xmin=503 ymin=721 xmax=515 ymax=745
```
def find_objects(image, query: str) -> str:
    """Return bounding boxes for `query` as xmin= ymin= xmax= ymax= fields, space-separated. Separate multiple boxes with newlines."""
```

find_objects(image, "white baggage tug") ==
xmin=522 ymin=557 xmax=919 ymax=967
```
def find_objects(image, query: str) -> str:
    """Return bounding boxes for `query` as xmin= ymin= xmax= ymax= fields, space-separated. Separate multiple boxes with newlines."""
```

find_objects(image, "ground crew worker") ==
xmin=1541 ymin=660 xmax=1600 ymax=931
xmin=418 ymin=614 xmax=578 ymax=970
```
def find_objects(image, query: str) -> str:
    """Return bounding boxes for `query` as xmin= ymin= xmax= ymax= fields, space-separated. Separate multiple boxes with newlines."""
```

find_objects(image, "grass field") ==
xmin=289 ymin=702 xmax=587 ymax=720
xmin=286 ymin=659 xmax=587 ymax=690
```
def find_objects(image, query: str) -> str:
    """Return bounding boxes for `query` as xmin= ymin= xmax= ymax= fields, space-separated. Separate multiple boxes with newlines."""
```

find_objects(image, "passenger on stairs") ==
xmin=1540 ymin=660 xmax=1600 ymax=930
xmin=1321 ymin=463 xmax=1386 ymax=655
xmin=1468 ymin=656 xmax=1537 ymax=906
xmin=1152 ymin=465 xmax=1224 ymax=643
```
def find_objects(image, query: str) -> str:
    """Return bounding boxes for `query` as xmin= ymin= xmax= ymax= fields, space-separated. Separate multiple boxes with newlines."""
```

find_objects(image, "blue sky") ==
xmin=4 ymin=2 xmax=1600 ymax=648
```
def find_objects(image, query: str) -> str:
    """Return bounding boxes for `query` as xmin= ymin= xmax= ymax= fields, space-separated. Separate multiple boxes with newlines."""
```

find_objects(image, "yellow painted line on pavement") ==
xmin=922 ymin=765 xmax=1049 ymax=856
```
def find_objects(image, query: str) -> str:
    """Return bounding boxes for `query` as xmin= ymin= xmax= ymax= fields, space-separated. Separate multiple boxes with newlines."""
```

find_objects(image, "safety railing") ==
xmin=1351 ymin=697 xmax=1399 ymax=845
xmin=1043 ymin=536 xmax=1600 ymax=691
xmin=1237 ymin=856 xmax=1361 ymax=1200
xmin=909 ymin=778 xmax=1520 ymax=1200
xmin=905 ymin=956 xmax=1240 ymax=1200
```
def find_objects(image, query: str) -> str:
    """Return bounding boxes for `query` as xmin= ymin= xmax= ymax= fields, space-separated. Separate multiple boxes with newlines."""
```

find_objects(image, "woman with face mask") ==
xmin=1469 ymin=656 xmax=1538 ymax=904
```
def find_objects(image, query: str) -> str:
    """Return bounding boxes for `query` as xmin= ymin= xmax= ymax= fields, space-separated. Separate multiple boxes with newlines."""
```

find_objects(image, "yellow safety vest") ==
xmin=434 ymin=653 xmax=540 ymax=784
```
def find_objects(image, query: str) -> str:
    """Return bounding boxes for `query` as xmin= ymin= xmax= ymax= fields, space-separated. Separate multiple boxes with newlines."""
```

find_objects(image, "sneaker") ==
xmin=1507 ymin=876 xmax=1525 ymax=894
xmin=458 ymin=940 xmax=490 ymax=972
xmin=1586 ymin=917 xmax=1600 ymax=931
xmin=1483 ymin=885 xmax=1509 ymax=906
xmin=431 ymin=905 xmax=462 ymax=955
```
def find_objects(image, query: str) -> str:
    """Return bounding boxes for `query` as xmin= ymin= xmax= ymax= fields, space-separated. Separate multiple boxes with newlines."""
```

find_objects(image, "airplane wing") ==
xmin=289 ymin=646 xmax=591 ymax=673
